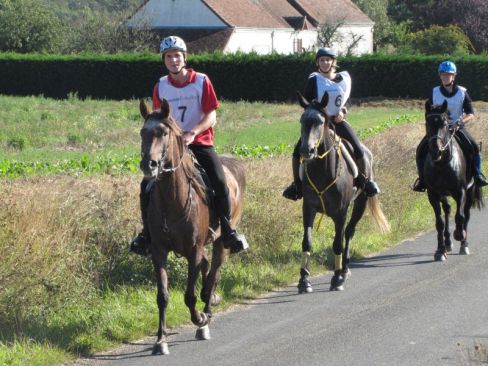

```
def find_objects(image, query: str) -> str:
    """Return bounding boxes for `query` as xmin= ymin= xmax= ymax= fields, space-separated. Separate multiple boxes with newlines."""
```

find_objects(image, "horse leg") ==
xmin=427 ymin=192 xmax=447 ymax=261
xmin=185 ymin=248 xmax=210 ymax=340
xmin=330 ymin=212 xmax=347 ymax=291
xmin=152 ymin=253 xmax=170 ymax=355
xmin=202 ymin=239 xmax=226 ymax=318
xmin=343 ymin=195 xmax=368 ymax=280
xmin=441 ymin=197 xmax=452 ymax=252
xmin=453 ymin=189 xmax=467 ymax=242
xmin=298 ymin=203 xmax=316 ymax=294
xmin=460 ymin=189 xmax=473 ymax=255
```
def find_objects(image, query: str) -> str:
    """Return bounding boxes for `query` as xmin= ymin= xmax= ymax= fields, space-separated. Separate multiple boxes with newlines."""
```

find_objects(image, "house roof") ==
xmin=132 ymin=0 xmax=373 ymax=30
xmin=202 ymin=0 xmax=301 ymax=28
xmin=289 ymin=0 xmax=373 ymax=25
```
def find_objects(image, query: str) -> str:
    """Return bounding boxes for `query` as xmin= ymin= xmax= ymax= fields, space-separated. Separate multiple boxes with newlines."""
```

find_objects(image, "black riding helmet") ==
xmin=316 ymin=47 xmax=337 ymax=59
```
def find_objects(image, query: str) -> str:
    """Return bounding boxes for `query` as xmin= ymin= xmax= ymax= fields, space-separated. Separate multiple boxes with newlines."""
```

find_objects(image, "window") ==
xmin=293 ymin=38 xmax=303 ymax=53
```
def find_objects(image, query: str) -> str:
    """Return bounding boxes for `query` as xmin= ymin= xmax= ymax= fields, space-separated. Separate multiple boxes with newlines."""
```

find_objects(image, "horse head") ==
xmin=297 ymin=91 xmax=330 ymax=160
xmin=425 ymin=100 xmax=450 ymax=163
xmin=139 ymin=99 xmax=185 ymax=179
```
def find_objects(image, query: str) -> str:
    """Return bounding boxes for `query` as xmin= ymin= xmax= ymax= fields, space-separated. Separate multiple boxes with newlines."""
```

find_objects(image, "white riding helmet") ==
xmin=160 ymin=36 xmax=187 ymax=54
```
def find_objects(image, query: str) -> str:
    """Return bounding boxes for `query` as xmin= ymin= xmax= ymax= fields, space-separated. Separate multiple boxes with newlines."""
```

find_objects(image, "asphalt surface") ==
xmin=75 ymin=207 xmax=488 ymax=366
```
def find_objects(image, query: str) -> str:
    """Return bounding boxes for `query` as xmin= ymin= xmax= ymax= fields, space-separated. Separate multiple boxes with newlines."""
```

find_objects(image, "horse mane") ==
xmin=148 ymin=111 xmax=208 ymax=205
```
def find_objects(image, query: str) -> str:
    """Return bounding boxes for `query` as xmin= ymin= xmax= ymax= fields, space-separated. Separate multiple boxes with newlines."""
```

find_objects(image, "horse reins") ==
xmin=304 ymin=120 xmax=343 ymax=231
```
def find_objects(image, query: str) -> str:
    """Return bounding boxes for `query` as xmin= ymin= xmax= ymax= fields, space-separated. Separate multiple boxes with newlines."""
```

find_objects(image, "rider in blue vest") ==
xmin=413 ymin=60 xmax=488 ymax=191
xmin=283 ymin=47 xmax=380 ymax=200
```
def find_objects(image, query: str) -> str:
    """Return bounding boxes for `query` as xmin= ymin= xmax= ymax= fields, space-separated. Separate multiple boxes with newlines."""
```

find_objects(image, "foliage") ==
xmin=388 ymin=0 xmax=488 ymax=53
xmin=0 ymin=0 xmax=63 ymax=53
xmin=316 ymin=20 xmax=364 ymax=56
xmin=352 ymin=0 xmax=394 ymax=51
xmin=403 ymin=25 xmax=474 ymax=56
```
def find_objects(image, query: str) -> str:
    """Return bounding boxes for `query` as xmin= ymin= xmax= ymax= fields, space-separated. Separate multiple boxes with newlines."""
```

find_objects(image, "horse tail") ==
xmin=367 ymin=196 xmax=391 ymax=234
xmin=473 ymin=185 xmax=485 ymax=210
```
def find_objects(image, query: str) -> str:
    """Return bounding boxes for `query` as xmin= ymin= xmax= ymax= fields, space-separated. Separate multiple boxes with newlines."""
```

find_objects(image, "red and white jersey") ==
xmin=312 ymin=71 xmax=351 ymax=117
xmin=152 ymin=68 xmax=219 ymax=146
xmin=432 ymin=85 xmax=466 ymax=125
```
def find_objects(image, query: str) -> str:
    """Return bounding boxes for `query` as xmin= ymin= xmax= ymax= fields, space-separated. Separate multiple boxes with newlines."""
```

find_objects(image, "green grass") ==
xmin=0 ymin=95 xmax=422 ymax=177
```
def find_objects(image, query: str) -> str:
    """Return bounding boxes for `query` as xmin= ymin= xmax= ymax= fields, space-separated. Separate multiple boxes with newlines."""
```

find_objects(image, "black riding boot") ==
xmin=474 ymin=154 xmax=488 ymax=187
xmin=130 ymin=180 xmax=151 ymax=256
xmin=215 ymin=196 xmax=249 ymax=254
xmin=283 ymin=156 xmax=303 ymax=200
xmin=355 ymin=156 xmax=380 ymax=197
xmin=413 ymin=139 xmax=427 ymax=192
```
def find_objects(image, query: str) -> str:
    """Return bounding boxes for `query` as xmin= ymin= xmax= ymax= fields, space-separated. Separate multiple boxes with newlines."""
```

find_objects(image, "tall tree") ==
xmin=0 ymin=0 xmax=63 ymax=53
xmin=352 ymin=0 xmax=393 ymax=50
xmin=388 ymin=0 xmax=488 ymax=53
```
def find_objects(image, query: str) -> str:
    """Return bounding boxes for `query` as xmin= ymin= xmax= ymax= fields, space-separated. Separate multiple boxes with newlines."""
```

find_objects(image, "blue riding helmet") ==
xmin=438 ymin=61 xmax=457 ymax=74
xmin=316 ymin=47 xmax=337 ymax=59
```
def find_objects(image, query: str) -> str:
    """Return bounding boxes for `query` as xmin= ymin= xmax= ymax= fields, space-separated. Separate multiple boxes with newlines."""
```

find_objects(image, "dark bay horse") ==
xmin=139 ymin=99 xmax=246 ymax=355
xmin=423 ymin=100 xmax=484 ymax=261
xmin=297 ymin=92 xmax=390 ymax=292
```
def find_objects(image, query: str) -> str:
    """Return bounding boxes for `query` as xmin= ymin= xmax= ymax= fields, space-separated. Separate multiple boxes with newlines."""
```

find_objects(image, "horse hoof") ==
xmin=434 ymin=251 xmax=447 ymax=262
xmin=195 ymin=324 xmax=211 ymax=340
xmin=459 ymin=244 xmax=470 ymax=255
xmin=330 ymin=274 xmax=345 ymax=291
xmin=445 ymin=243 xmax=453 ymax=252
xmin=152 ymin=341 xmax=169 ymax=355
xmin=453 ymin=229 xmax=466 ymax=241
xmin=297 ymin=277 xmax=313 ymax=294
xmin=298 ymin=285 xmax=313 ymax=294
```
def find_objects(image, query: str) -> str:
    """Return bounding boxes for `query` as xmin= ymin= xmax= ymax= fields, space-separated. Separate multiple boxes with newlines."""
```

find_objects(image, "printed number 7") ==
xmin=178 ymin=106 xmax=187 ymax=122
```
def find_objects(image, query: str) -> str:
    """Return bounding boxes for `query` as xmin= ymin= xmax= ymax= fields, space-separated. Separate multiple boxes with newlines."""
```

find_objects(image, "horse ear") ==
xmin=441 ymin=100 xmax=448 ymax=113
xmin=139 ymin=99 xmax=149 ymax=120
xmin=319 ymin=92 xmax=329 ymax=109
xmin=425 ymin=99 xmax=432 ymax=112
xmin=161 ymin=98 xmax=171 ymax=119
xmin=297 ymin=91 xmax=309 ymax=109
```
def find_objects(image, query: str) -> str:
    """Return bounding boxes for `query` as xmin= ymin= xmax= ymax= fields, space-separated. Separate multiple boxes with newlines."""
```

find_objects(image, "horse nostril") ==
xmin=149 ymin=160 xmax=158 ymax=169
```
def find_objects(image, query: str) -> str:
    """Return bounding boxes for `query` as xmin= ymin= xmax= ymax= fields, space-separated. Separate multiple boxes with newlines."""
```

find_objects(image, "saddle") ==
xmin=298 ymin=130 xmax=359 ymax=181
xmin=453 ymin=131 xmax=475 ymax=182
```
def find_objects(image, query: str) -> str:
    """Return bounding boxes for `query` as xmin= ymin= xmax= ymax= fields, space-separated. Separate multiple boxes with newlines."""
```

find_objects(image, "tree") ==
xmin=316 ymin=20 xmax=364 ymax=56
xmin=388 ymin=0 xmax=488 ymax=53
xmin=0 ymin=0 xmax=63 ymax=53
xmin=352 ymin=0 xmax=394 ymax=51
xmin=404 ymin=24 xmax=474 ymax=55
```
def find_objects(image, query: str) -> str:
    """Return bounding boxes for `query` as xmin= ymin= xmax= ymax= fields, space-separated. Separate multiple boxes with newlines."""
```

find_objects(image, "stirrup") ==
xmin=282 ymin=182 xmax=302 ymax=201
xmin=412 ymin=177 xmax=426 ymax=192
xmin=364 ymin=180 xmax=380 ymax=197
xmin=475 ymin=174 xmax=488 ymax=187
xmin=130 ymin=234 xmax=150 ymax=256
xmin=223 ymin=231 xmax=249 ymax=254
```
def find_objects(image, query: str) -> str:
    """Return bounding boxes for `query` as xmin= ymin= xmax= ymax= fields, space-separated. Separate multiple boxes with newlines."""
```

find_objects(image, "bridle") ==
xmin=302 ymin=104 xmax=343 ymax=230
xmin=426 ymin=112 xmax=458 ymax=155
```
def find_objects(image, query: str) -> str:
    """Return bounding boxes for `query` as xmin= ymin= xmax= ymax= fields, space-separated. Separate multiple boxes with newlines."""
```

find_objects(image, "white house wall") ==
xmin=128 ymin=0 xmax=226 ymax=29
xmin=224 ymin=27 xmax=372 ymax=55
xmin=331 ymin=24 xmax=373 ymax=55
xmin=225 ymin=28 xmax=316 ymax=54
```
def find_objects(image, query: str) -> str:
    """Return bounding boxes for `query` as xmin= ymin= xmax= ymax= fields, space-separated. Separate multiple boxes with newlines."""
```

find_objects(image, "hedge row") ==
xmin=1 ymin=52 xmax=488 ymax=101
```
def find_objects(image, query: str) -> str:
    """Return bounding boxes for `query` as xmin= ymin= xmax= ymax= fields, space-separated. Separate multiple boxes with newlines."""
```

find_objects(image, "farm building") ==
xmin=127 ymin=0 xmax=374 ymax=55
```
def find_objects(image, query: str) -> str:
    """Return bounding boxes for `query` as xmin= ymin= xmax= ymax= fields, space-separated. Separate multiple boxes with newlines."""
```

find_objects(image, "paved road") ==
xmin=77 ymin=208 xmax=488 ymax=366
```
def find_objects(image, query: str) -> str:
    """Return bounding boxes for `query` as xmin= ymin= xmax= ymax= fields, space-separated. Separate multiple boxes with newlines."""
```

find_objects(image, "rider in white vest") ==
xmin=283 ymin=47 xmax=380 ymax=200
xmin=413 ymin=60 xmax=488 ymax=191
xmin=130 ymin=36 xmax=248 ymax=255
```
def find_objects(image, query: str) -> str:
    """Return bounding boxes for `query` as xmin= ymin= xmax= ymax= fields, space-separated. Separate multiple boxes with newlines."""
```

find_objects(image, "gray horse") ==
xmin=296 ymin=92 xmax=390 ymax=292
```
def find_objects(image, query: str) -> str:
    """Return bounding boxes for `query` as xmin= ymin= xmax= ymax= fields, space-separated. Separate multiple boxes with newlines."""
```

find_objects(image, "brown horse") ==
xmin=139 ymin=99 xmax=246 ymax=355
xmin=296 ymin=92 xmax=390 ymax=292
